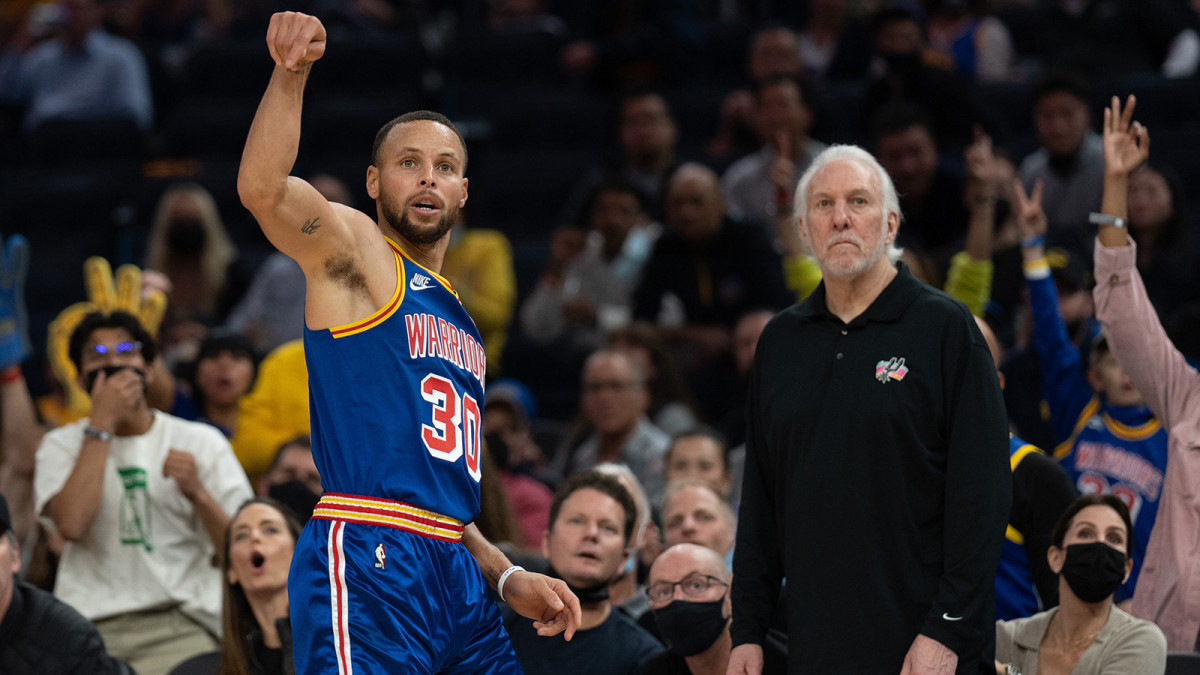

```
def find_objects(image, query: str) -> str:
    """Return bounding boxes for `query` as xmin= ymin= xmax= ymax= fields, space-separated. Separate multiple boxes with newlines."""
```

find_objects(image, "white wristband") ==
xmin=497 ymin=565 xmax=524 ymax=602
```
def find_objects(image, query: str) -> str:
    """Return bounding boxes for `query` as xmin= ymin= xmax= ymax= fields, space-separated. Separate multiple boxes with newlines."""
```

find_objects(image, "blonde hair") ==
xmin=145 ymin=182 xmax=237 ymax=313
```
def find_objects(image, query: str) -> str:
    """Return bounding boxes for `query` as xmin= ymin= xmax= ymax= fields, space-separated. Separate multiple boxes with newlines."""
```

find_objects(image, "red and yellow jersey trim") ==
xmin=1055 ymin=397 xmax=1100 ymax=460
xmin=311 ymin=493 xmax=465 ymax=542
xmin=389 ymin=237 xmax=461 ymax=300
xmin=328 ymin=244 xmax=405 ymax=339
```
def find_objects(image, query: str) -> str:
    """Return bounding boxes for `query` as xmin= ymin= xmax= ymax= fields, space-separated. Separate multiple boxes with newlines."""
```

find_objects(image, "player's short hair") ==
xmin=548 ymin=470 xmax=638 ymax=546
xmin=371 ymin=110 xmax=468 ymax=172
xmin=1051 ymin=493 xmax=1134 ymax=557
xmin=68 ymin=310 xmax=158 ymax=371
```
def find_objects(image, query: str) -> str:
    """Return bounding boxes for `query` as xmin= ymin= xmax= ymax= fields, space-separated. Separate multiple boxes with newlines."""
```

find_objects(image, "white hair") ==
xmin=593 ymin=462 xmax=650 ymax=548
xmin=792 ymin=144 xmax=904 ymax=264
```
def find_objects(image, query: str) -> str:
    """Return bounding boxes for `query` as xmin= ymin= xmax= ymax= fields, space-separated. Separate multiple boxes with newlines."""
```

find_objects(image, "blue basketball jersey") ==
xmin=995 ymin=437 xmax=1040 ymax=621
xmin=303 ymin=237 xmax=487 ymax=523
xmin=1053 ymin=396 xmax=1167 ymax=601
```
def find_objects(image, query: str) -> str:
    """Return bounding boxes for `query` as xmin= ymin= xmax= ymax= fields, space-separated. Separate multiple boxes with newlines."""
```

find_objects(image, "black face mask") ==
xmin=84 ymin=365 xmax=145 ymax=394
xmin=267 ymin=480 xmax=319 ymax=523
xmin=1061 ymin=541 xmax=1127 ymax=603
xmin=653 ymin=597 xmax=729 ymax=656
xmin=545 ymin=564 xmax=610 ymax=604
xmin=167 ymin=218 xmax=206 ymax=254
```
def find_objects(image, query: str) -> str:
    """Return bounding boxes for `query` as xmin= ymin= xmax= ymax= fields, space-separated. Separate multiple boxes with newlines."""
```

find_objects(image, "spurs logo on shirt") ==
xmin=875 ymin=357 xmax=909 ymax=383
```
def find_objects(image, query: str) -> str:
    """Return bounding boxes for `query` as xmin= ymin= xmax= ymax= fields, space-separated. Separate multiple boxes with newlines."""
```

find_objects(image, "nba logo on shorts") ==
xmin=375 ymin=543 xmax=386 ymax=570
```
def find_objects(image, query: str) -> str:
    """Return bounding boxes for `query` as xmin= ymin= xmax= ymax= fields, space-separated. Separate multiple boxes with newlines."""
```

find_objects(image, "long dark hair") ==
xmin=219 ymin=497 xmax=303 ymax=675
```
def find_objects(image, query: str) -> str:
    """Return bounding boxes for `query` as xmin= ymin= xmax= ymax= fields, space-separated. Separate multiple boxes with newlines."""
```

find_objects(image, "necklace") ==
xmin=1048 ymin=617 xmax=1100 ymax=652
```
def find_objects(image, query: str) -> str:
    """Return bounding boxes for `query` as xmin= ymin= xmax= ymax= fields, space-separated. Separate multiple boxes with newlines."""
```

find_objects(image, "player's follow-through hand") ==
xmin=505 ymin=570 xmax=583 ymax=641
xmin=266 ymin=12 xmax=326 ymax=71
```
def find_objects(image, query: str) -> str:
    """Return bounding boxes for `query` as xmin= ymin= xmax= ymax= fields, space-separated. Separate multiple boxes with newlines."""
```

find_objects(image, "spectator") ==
xmin=1033 ymin=0 xmax=1197 ymax=79
xmin=872 ymin=103 xmax=969 ymax=259
xmin=1123 ymin=163 xmax=1200 ymax=320
xmin=1092 ymin=95 xmax=1200 ymax=650
xmin=976 ymin=316 xmax=1078 ymax=621
xmin=227 ymin=173 xmax=352 ymax=354
xmin=994 ymin=495 xmax=1167 ymax=673
xmin=505 ymin=470 xmax=664 ymax=674
xmin=663 ymin=429 xmax=733 ymax=502
xmin=719 ymin=309 xmax=774 ymax=460
xmin=721 ymin=73 xmax=827 ymax=236
xmin=863 ymin=4 xmax=986 ymax=154
xmin=607 ymin=322 xmax=699 ymax=438
xmin=593 ymin=462 xmax=655 ymax=620
xmin=256 ymin=435 xmax=320 ymax=523
xmin=184 ymin=330 xmax=257 ymax=438
xmin=1018 ymin=70 xmax=1104 ymax=257
xmin=707 ymin=26 xmax=802 ymax=166
xmin=0 ymin=0 xmax=153 ymax=134
xmin=216 ymin=496 xmax=301 ymax=675
xmin=924 ymin=0 xmax=1016 ymax=82
xmin=34 ymin=310 xmax=253 ymax=674
xmin=549 ymin=348 xmax=669 ymax=505
xmin=522 ymin=179 xmax=662 ymax=352
xmin=561 ymin=90 xmax=681 ymax=226
xmin=797 ymin=0 xmax=873 ymax=85
xmin=639 ymin=543 xmax=786 ymax=675
xmin=633 ymin=163 xmax=791 ymax=416
xmin=661 ymin=479 xmax=736 ymax=563
xmin=481 ymin=379 xmax=554 ymax=553
xmin=144 ymin=182 xmax=247 ymax=367
xmin=440 ymin=213 xmax=517 ymax=377
xmin=0 ymin=493 xmax=133 ymax=674
xmin=1015 ymin=176 xmax=1166 ymax=606
xmin=231 ymin=339 xmax=307 ymax=482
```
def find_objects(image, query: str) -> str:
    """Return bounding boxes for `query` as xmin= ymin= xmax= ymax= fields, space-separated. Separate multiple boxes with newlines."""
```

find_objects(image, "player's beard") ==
xmin=380 ymin=190 xmax=460 ymax=245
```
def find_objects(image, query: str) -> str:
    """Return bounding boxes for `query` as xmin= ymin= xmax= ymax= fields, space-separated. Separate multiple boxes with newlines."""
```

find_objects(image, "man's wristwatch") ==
xmin=1004 ymin=664 xmax=1023 ymax=675
xmin=83 ymin=426 xmax=114 ymax=443
xmin=1088 ymin=212 xmax=1127 ymax=228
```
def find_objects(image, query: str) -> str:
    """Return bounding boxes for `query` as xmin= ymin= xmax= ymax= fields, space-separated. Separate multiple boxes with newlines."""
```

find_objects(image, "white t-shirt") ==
xmin=34 ymin=410 xmax=253 ymax=635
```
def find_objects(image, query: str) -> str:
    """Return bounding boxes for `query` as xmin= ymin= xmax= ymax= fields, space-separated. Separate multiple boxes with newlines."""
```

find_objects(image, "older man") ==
xmin=730 ymin=145 xmax=1010 ymax=674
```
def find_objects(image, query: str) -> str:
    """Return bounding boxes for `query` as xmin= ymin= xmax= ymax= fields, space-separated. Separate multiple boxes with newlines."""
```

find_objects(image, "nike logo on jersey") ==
xmin=942 ymin=613 xmax=963 ymax=621
xmin=410 ymin=273 xmax=435 ymax=291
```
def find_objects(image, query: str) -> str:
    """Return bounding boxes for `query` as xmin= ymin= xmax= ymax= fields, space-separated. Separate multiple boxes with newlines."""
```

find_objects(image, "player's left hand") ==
xmin=900 ymin=634 xmax=957 ymax=675
xmin=505 ymin=570 xmax=582 ymax=641
xmin=163 ymin=448 xmax=203 ymax=501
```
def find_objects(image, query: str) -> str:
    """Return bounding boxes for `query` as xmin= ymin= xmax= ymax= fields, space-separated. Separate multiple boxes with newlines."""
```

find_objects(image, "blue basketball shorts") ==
xmin=289 ymin=493 xmax=523 ymax=674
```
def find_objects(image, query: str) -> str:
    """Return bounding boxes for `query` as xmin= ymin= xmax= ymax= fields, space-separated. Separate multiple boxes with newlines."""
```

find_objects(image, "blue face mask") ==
xmin=622 ymin=551 xmax=637 ymax=576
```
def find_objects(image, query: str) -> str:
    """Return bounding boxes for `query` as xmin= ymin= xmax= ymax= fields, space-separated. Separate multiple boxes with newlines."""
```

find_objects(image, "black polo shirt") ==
xmin=731 ymin=262 xmax=1011 ymax=674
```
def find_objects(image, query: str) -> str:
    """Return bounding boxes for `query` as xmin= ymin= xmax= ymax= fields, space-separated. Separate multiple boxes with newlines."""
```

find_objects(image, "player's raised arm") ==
xmin=237 ymin=12 xmax=349 ymax=270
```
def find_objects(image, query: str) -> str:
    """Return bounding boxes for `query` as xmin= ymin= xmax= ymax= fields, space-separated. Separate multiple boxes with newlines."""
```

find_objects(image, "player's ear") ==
xmin=459 ymin=177 xmax=468 ymax=208
xmin=366 ymin=165 xmax=380 ymax=200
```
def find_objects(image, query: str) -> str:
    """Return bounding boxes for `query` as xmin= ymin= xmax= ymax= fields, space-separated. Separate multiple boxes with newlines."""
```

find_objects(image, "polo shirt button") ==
xmin=1110 ymin=273 xmax=1120 ymax=285
xmin=836 ymin=353 xmax=843 ymax=359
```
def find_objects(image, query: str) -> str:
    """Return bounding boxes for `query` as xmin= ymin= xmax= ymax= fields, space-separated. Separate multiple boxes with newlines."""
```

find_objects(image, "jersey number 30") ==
xmin=420 ymin=374 xmax=482 ymax=482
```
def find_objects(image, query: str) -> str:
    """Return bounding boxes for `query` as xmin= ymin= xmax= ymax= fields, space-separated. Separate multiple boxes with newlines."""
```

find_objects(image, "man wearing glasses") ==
xmin=641 ymin=543 xmax=785 ymax=674
xmin=33 ymin=311 xmax=252 ymax=675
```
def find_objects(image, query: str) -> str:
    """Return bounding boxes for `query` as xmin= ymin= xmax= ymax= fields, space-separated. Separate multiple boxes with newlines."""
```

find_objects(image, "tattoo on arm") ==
xmin=301 ymin=217 xmax=321 ymax=235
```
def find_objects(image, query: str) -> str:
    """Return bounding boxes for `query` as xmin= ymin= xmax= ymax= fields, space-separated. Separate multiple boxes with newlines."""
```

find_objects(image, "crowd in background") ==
xmin=1 ymin=0 xmax=1200 ymax=672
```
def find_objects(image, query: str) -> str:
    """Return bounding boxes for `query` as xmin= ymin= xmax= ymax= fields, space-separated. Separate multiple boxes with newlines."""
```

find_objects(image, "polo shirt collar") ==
xmin=796 ymin=261 xmax=922 ymax=326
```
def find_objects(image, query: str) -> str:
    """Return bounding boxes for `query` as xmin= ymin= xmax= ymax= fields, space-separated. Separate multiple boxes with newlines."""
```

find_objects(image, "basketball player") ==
xmin=238 ymin=12 xmax=580 ymax=674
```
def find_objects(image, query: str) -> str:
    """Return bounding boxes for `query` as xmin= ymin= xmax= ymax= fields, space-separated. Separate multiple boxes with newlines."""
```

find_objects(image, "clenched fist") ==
xmin=266 ymin=11 xmax=327 ymax=72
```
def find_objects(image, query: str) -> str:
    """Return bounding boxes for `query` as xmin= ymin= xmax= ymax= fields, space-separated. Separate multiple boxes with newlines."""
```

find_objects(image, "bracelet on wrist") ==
xmin=1020 ymin=235 xmax=1045 ymax=248
xmin=497 ymin=565 xmax=524 ymax=602
xmin=1088 ymin=212 xmax=1127 ymax=229
xmin=83 ymin=426 xmax=114 ymax=443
